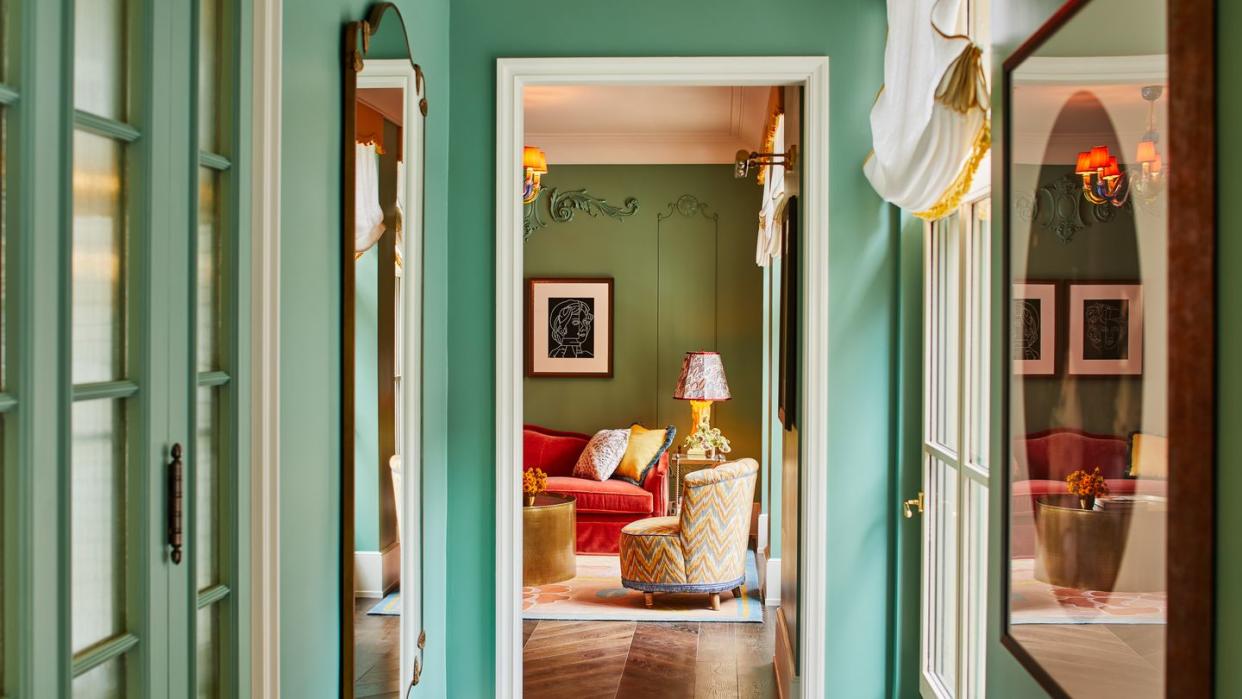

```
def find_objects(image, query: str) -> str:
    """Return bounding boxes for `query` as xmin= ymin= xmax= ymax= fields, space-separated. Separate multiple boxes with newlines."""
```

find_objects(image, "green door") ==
xmin=1 ymin=0 xmax=250 ymax=695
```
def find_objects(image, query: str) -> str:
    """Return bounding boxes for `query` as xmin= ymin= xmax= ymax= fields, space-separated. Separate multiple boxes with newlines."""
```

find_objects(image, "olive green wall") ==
xmin=446 ymin=1 xmax=893 ymax=697
xmin=279 ymin=0 xmax=451 ymax=696
xmin=523 ymin=165 xmax=764 ymax=467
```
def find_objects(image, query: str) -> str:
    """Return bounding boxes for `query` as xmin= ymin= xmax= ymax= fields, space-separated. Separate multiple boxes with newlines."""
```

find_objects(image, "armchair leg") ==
xmin=643 ymin=592 xmax=654 ymax=608
xmin=709 ymin=593 xmax=721 ymax=611
xmin=732 ymin=586 xmax=743 ymax=599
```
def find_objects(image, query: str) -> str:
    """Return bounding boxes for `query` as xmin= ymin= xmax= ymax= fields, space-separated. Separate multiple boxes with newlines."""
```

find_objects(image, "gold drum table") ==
xmin=1034 ymin=495 xmax=1167 ymax=592
xmin=523 ymin=494 xmax=577 ymax=586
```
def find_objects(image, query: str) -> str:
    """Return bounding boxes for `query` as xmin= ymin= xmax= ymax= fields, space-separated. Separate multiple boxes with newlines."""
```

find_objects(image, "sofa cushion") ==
xmin=572 ymin=429 xmax=630 ymax=481
xmin=545 ymin=476 xmax=654 ymax=515
xmin=613 ymin=424 xmax=675 ymax=485
xmin=1128 ymin=432 xmax=1168 ymax=479
xmin=524 ymin=425 xmax=589 ymax=478
xmin=1014 ymin=429 xmax=1129 ymax=482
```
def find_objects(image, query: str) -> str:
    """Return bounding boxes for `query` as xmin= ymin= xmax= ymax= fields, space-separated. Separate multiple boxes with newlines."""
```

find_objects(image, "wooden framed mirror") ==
xmin=342 ymin=4 xmax=428 ymax=697
xmin=1001 ymin=0 xmax=1214 ymax=696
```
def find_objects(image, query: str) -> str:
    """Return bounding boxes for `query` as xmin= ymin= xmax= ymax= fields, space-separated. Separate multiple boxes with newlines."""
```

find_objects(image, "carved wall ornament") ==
xmin=1022 ymin=172 xmax=1133 ymax=243
xmin=523 ymin=187 xmax=640 ymax=240
xmin=658 ymin=194 xmax=719 ymax=222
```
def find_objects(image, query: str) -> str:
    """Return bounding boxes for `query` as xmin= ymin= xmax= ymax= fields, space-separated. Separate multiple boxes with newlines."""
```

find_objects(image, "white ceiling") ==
xmin=523 ymin=85 xmax=772 ymax=165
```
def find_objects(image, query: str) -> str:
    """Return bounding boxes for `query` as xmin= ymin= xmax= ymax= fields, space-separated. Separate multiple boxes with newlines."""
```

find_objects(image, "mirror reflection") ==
xmin=1007 ymin=0 xmax=1168 ymax=695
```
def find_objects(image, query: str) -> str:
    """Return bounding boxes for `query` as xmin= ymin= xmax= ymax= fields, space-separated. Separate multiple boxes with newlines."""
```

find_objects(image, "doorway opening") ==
xmin=495 ymin=57 xmax=832 ymax=699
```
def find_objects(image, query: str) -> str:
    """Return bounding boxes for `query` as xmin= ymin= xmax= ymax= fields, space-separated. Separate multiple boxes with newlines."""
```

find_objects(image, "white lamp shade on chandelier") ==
xmin=864 ymin=0 xmax=990 ymax=220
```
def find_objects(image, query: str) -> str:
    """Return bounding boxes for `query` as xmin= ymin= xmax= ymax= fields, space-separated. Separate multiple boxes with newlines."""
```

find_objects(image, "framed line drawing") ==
xmin=525 ymin=277 xmax=614 ymax=377
xmin=1012 ymin=283 xmax=1056 ymax=375
xmin=1067 ymin=283 xmax=1143 ymax=375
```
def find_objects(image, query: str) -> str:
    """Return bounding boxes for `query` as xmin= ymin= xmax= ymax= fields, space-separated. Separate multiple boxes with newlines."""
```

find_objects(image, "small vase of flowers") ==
xmin=1065 ymin=466 xmax=1109 ymax=510
xmin=684 ymin=424 xmax=732 ymax=461
xmin=523 ymin=468 xmax=548 ymax=507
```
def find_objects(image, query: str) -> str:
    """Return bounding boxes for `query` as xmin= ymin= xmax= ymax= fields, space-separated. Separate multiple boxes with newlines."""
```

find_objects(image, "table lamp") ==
xmin=673 ymin=351 xmax=731 ymax=457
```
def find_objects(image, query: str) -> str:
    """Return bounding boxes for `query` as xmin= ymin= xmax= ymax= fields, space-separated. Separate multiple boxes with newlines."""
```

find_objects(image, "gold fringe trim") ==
xmin=914 ymin=119 xmax=990 ymax=221
xmin=756 ymin=87 xmax=785 ymax=186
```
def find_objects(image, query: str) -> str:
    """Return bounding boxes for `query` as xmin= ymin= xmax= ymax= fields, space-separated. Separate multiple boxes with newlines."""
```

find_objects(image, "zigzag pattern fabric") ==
xmin=680 ymin=459 xmax=757 ymax=584
xmin=618 ymin=459 xmax=758 ymax=589
xmin=619 ymin=517 xmax=686 ymax=584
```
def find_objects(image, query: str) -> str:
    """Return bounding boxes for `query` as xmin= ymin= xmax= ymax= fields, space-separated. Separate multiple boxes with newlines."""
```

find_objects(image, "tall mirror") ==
xmin=1002 ymin=0 xmax=1214 ymax=696
xmin=342 ymin=5 xmax=427 ymax=698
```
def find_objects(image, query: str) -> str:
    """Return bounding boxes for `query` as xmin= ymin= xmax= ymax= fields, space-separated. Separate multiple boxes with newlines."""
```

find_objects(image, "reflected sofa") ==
xmin=1011 ymin=427 xmax=1167 ymax=557
xmin=523 ymin=424 xmax=669 ymax=554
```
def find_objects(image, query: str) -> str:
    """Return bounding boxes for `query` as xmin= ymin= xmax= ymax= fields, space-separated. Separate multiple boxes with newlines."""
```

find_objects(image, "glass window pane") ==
xmin=72 ymin=130 xmax=126 ymax=384
xmin=196 ymin=604 xmax=220 ymax=698
xmin=196 ymin=168 xmax=221 ymax=372
xmin=74 ymin=0 xmax=127 ymax=120
xmin=1 ymin=109 xmax=6 ymax=388
xmin=72 ymin=655 xmax=125 ymax=699
xmin=71 ymin=399 xmax=127 ymax=653
xmin=198 ymin=0 xmax=222 ymax=151
xmin=196 ymin=386 xmax=220 ymax=591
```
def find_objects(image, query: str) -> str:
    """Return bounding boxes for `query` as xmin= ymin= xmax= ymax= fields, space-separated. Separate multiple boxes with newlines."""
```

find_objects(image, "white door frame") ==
xmin=494 ymin=56 xmax=831 ymax=699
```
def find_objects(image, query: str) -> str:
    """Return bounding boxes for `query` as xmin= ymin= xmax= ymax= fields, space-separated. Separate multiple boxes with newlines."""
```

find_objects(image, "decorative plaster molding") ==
xmin=523 ymin=187 xmax=640 ymax=239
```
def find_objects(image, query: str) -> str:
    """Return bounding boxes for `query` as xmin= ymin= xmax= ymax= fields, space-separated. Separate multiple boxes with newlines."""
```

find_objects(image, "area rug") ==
xmin=1010 ymin=558 xmax=1165 ymax=625
xmin=522 ymin=550 xmax=763 ymax=623
xmin=367 ymin=591 xmax=401 ymax=616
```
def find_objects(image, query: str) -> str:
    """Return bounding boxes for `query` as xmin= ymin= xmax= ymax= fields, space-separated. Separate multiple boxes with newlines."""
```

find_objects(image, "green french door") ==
xmin=1 ymin=0 xmax=250 ymax=696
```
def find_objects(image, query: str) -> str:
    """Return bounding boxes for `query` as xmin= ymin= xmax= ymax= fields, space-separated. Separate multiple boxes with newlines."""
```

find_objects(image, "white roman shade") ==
xmin=355 ymin=142 xmax=386 ymax=254
xmin=864 ymin=0 xmax=989 ymax=220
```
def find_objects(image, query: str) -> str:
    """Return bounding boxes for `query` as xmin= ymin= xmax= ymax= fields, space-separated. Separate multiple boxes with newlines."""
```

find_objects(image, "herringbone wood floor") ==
xmin=522 ymin=606 xmax=777 ymax=698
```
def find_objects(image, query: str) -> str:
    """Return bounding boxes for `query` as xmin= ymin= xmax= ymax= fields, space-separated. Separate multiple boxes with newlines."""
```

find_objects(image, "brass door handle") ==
xmin=903 ymin=491 xmax=924 ymax=519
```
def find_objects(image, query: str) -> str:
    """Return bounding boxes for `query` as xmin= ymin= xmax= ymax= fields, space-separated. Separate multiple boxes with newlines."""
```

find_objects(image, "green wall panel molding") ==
xmin=523 ymin=186 xmax=640 ymax=239
xmin=523 ymin=166 xmax=763 ymax=473
xmin=446 ymin=3 xmax=892 ymax=696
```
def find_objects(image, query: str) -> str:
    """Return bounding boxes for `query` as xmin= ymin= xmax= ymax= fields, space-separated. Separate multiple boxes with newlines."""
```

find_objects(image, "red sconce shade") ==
xmin=1075 ymin=151 xmax=1093 ymax=175
xmin=1089 ymin=145 xmax=1111 ymax=171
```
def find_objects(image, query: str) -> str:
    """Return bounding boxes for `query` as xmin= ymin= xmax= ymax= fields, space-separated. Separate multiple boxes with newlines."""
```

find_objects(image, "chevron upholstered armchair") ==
xmin=619 ymin=458 xmax=758 ymax=610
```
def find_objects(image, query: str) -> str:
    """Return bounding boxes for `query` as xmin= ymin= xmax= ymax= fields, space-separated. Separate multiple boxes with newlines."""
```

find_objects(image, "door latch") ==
xmin=903 ymin=491 xmax=925 ymax=519
xmin=169 ymin=443 xmax=185 ymax=563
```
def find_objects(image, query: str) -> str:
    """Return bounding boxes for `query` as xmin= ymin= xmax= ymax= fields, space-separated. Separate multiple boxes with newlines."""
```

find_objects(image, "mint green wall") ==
xmin=280 ymin=0 xmax=450 ymax=696
xmin=355 ymin=246 xmax=381 ymax=551
xmin=446 ymin=1 xmax=891 ymax=697
xmin=523 ymin=165 xmax=764 ymax=467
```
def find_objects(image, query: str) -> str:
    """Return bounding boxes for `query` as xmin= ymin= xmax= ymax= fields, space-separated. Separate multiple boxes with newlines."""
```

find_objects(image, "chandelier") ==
xmin=1131 ymin=85 xmax=1165 ymax=201
xmin=1074 ymin=145 xmax=1128 ymax=207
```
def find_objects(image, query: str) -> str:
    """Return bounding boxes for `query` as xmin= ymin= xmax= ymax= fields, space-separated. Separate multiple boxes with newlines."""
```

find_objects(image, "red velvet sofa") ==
xmin=524 ymin=424 xmax=669 ymax=554
xmin=1011 ymin=427 xmax=1166 ymax=557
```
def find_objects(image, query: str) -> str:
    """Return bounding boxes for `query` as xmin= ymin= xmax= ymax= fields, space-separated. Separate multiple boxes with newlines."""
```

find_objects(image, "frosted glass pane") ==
xmin=73 ymin=655 xmax=125 ymax=699
xmin=198 ymin=0 xmax=222 ymax=151
xmin=71 ymin=399 xmax=127 ymax=653
xmin=73 ymin=130 xmax=126 ymax=384
xmin=196 ymin=604 xmax=220 ymax=698
xmin=74 ymin=0 xmax=127 ymax=120
xmin=196 ymin=387 xmax=219 ymax=591
xmin=196 ymin=168 xmax=221 ymax=372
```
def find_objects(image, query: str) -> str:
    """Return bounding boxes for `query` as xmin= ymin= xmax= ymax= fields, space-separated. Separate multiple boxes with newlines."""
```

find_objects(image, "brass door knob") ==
xmin=903 ymin=491 xmax=925 ymax=519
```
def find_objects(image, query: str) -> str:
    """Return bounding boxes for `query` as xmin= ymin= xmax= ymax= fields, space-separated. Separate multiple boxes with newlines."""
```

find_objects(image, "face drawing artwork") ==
xmin=547 ymin=297 xmax=595 ymax=358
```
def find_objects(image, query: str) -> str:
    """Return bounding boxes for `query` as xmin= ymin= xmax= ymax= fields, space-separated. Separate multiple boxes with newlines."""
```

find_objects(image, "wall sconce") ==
xmin=523 ymin=146 xmax=548 ymax=204
xmin=1132 ymin=85 xmax=1165 ymax=202
xmin=734 ymin=145 xmax=798 ymax=179
xmin=1073 ymin=144 xmax=1128 ymax=207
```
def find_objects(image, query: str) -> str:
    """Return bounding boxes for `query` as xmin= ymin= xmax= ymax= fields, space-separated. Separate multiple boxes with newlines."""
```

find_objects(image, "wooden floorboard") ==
xmin=1010 ymin=624 xmax=1163 ymax=698
xmin=353 ymin=597 xmax=400 ymax=697
xmin=523 ymin=608 xmax=776 ymax=699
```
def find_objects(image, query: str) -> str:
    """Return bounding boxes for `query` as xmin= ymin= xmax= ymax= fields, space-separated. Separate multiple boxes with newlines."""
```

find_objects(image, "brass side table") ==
xmin=522 ymin=493 xmax=577 ymax=586
xmin=1033 ymin=494 xmax=1167 ymax=592
xmin=670 ymin=452 xmax=726 ymax=515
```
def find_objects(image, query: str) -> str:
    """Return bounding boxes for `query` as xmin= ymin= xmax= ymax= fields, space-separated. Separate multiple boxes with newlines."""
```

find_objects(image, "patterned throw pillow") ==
xmin=612 ymin=424 xmax=676 ymax=485
xmin=572 ymin=429 xmax=631 ymax=481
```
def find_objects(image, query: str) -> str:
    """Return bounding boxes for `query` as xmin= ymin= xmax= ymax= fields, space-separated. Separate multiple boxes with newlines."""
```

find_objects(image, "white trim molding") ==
xmin=764 ymin=557 xmax=782 ymax=607
xmin=495 ymin=56 xmax=830 ymax=699
xmin=354 ymin=543 xmax=402 ymax=598
xmin=250 ymin=0 xmax=281 ymax=695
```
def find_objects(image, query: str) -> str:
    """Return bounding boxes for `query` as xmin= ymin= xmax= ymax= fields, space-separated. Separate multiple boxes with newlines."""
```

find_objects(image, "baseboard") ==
xmin=763 ymin=556 xmax=782 ymax=606
xmin=774 ymin=609 xmax=800 ymax=699
xmin=758 ymin=513 xmax=769 ymax=554
xmin=354 ymin=542 xmax=401 ymax=598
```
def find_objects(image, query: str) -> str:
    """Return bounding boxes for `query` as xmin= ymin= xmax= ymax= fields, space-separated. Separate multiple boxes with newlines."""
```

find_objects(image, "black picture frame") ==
xmin=778 ymin=196 xmax=799 ymax=430
xmin=525 ymin=277 xmax=615 ymax=378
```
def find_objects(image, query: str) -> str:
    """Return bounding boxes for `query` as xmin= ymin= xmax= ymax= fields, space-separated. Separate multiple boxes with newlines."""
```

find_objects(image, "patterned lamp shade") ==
xmin=673 ymin=351 xmax=731 ymax=401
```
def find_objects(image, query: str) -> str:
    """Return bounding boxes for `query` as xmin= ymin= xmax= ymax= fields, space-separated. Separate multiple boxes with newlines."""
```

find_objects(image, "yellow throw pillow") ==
xmin=1129 ymin=433 xmax=1168 ymax=480
xmin=613 ymin=424 xmax=676 ymax=485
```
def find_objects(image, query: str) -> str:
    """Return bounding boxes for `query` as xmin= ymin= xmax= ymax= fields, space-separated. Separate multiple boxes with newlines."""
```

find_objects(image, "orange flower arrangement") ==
xmin=523 ymin=468 xmax=548 ymax=501
xmin=1066 ymin=467 xmax=1109 ymax=509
